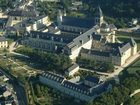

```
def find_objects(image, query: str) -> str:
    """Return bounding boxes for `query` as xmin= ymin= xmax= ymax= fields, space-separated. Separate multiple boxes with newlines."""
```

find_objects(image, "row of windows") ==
xmin=63 ymin=83 xmax=89 ymax=95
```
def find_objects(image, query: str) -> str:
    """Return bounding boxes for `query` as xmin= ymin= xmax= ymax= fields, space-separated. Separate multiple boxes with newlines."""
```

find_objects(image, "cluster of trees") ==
xmin=90 ymin=85 xmax=130 ymax=105
xmin=82 ymin=0 xmax=140 ymax=28
xmin=86 ymin=69 xmax=140 ymax=105
xmin=125 ymin=93 xmax=140 ymax=105
xmin=76 ymin=57 xmax=114 ymax=73
xmin=15 ymin=46 xmax=72 ymax=73
xmin=32 ymin=82 xmax=85 ymax=105
xmin=0 ymin=0 xmax=15 ymax=10
xmin=82 ymin=0 xmax=140 ymax=18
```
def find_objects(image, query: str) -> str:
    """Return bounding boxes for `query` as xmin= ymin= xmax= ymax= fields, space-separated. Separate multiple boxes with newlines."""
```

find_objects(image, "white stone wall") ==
xmin=60 ymin=86 xmax=92 ymax=101
xmin=131 ymin=45 xmax=137 ymax=56
xmin=66 ymin=66 xmax=79 ymax=76
xmin=81 ymin=52 xmax=111 ymax=63
xmin=120 ymin=48 xmax=131 ymax=66
xmin=39 ymin=76 xmax=62 ymax=90
xmin=0 ymin=41 xmax=8 ymax=48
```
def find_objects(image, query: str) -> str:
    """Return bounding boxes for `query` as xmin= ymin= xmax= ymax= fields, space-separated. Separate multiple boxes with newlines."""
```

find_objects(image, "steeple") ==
xmin=94 ymin=6 xmax=104 ymax=26
xmin=94 ymin=6 xmax=103 ymax=17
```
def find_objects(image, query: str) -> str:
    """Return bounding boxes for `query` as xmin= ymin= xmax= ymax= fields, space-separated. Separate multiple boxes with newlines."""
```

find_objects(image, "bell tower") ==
xmin=94 ymin=6 xmax=104 ymax=26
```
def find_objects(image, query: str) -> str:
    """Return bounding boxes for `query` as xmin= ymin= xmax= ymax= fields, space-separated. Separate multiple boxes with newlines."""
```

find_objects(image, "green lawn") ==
xmin=125 ymin=58 xmax=140 ymax=74
xmin=0 ymin=54 xmax=37 ymax=83
xmin=117 ymin=37 xmax=140 ymax=51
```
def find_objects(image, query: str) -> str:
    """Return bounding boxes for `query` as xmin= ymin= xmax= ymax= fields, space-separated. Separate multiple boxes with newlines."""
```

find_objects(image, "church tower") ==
xmin=94 ymin=6 xmax=104 ymax=26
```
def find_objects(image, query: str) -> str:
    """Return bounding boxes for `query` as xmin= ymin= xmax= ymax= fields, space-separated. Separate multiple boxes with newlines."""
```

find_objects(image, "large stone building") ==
xmin=21 ymin=7 xmax=137 ymax=66
xmin=39 ymin=71 xmax=111 ymax=102
xmin=80 ymin=38 xmax=137 ymax=66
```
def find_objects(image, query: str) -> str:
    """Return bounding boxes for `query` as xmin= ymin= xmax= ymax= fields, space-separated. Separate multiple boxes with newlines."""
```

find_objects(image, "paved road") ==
xmin=0 ymin=69 xmax=28 ymax=105
xmin=130 ymin=89 xmax=140 ymax=97
xmin=118 ymin=25 xmax=140 ymax=32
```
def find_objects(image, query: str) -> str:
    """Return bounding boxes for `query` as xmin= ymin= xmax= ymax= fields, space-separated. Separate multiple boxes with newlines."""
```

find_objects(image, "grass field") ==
xmin=126 ymin=58 xmax=140 ymax=74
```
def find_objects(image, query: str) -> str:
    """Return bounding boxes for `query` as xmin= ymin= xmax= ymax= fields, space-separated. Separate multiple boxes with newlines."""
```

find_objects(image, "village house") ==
xmin=0 ymin=37 xmax=8 ymax=48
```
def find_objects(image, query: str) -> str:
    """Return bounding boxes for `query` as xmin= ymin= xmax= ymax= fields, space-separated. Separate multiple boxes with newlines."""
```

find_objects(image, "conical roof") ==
xmin=94 ymin=6 xmax=103 ymax=17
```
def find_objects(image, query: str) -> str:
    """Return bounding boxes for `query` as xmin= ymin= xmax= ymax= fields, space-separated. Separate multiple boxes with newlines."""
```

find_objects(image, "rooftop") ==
xmin=61 ymin=16 xmax=95 ymax=29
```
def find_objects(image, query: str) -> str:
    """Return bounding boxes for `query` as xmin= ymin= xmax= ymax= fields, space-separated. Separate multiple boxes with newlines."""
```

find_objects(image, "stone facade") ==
xmin=39 ymin=71 xmax=111 ymax=102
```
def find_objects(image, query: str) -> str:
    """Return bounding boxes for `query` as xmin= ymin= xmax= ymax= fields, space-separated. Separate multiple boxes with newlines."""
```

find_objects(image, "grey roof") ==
xmin=0 ymin=37 xmax=7 ymax=42
xmin=7 ymin=10 xmax=37 ymax=17
xmin=61 ymin=16 xmax=95 ymax=29
xmin=118 ymin=42 xmax=131 ymax=56
xmin=94 ymin=6 xmax=103 ymax=17
xmin=68 ymin=63 xmax=79 ymax=72
xmin=106 ymin=42 xmax=132 ymax=57
xmin=85 ymin=76 xmax=99 ymax=84
xmin=63 ymin=80 xmax=91 ymax=95
xmin=41 ymin=71 xmax=65 ymax=83
xmin=30 ymin=31 xmax=77 ymax=44
xmin=18 ymin=15 xmax=46 ymax=27
xmin=109 ymin=24 xmax=117 ymax=30
xmin=81 ymin=48 xmax=110 ymax=57
xmin=67 ymin=27 xmax=97 ymax=49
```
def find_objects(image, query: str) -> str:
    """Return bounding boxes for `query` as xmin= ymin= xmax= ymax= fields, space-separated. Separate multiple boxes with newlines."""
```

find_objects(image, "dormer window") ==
xmin=60 ymin=38 xmax=63 ymax=42
xmin=79 ymin=40 xmax=83 ymax=45
xmin=88 ymin=35 xmax=91 ymax=39
xmin=51 ymin=36 xmax=54 ymax=41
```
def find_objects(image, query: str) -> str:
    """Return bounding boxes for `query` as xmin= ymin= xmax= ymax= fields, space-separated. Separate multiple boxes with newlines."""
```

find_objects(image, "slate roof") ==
xmin=0 ymin=37 xmax=7 ymax=42
xmin=81 ymin=48 xmax=110 ymax=57
xmin=85 ymin=76 xmax=100 ymax=84
xmin=61 ymin=16 xmax=95 ymax=28
xmin=67 ymin=27 xmax=97 ymax=49
xmin=63 ymin=80 xmax=91 ymax=95
xmin=30 ymin=31 xmax=77 ymax=44
xmin=106 ymin=41 xmax=133 ymax=57
xmin=41 ymin=71 xmax=65 ymax=83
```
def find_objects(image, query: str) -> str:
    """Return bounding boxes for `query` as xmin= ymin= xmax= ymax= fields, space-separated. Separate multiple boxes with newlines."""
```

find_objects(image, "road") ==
xmin=130 ymin=89 xmax=140 ymax=97
xmin=0 ymin=69 xmax=28 ymax=105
